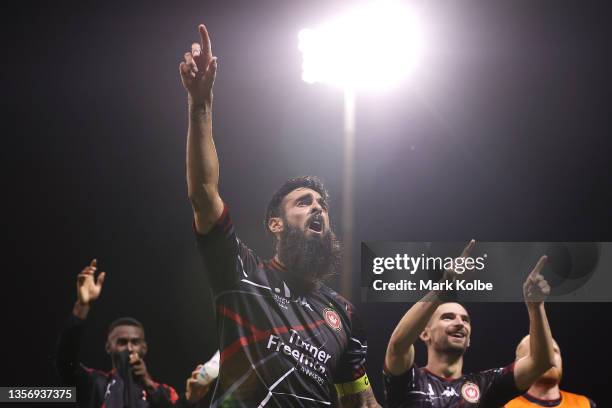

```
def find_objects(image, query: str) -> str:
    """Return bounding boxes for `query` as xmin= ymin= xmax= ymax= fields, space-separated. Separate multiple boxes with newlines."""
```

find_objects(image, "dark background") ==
xmin=2 ymin=0 xmax=611 ymax=405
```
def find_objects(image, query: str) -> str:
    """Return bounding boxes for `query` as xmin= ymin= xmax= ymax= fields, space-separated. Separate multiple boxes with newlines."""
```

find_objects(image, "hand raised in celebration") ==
xmin=442 ymin=239 xmax=476 ymax=281
xmin=180 ymin=24 xmax=218 ymax=107
xmin=523 ymin=255 xmax=550 ymax=304
xmin=76 ymin=259 xmax=106 ymax=306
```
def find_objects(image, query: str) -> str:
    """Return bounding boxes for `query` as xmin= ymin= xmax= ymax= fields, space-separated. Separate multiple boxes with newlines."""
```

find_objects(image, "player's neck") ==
xmin=271 ymin=254 xmax=319 ymax=292
xmin=526 ymin=382 xmax=561 ymax=401
xmin=425 ymin=352 xmax=463 ymax=380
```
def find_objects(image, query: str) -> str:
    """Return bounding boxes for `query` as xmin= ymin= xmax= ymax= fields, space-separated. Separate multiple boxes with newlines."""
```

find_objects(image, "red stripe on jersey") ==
xmin=218 ymin=305 xmax=326 ymax=363
xmin=218 ymin=305 xmax=266 ymax=337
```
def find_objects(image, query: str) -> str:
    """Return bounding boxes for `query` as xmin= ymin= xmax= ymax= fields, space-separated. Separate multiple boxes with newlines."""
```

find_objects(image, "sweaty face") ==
xmin=106 ymin=325 xmax=147 ymax=358
xmin=422 ymin=303 xmax=471 ymax=355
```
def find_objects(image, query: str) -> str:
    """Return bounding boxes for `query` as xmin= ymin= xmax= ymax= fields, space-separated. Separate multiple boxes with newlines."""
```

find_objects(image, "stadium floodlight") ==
xmin=297 ymin=1 xmax=424 ymax=297
xmin=298 ymin=0 xmax=424 ymax=90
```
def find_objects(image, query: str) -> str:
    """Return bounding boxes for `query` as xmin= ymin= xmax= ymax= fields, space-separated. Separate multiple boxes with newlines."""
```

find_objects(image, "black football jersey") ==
xmin=384 ymin=363 xmax=520 ymax=407
xmin=196 ymin=206 xmax=369 ymax=407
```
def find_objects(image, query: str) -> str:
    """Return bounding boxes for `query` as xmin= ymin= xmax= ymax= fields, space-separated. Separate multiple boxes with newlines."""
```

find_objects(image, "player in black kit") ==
xmin=179 ymin=24 xmax=380 ymax=407
xmin=383 ymin=242 xmax=557 ymax=407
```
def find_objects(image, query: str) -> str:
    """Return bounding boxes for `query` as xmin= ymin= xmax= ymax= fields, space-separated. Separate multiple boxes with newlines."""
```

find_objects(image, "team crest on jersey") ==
xmin=461 ymin=382 xmax=480 ymax=403
xmin=323 ymin=308 xmax=342 ymax=331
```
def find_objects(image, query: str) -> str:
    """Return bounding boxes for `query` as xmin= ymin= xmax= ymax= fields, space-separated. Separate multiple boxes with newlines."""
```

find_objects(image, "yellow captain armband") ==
xmin=334 ymin=374 xmax=371 ymax=397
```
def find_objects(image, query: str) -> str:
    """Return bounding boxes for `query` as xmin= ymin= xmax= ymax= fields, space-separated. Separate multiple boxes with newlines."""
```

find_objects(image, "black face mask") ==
xmin=111 ymin=350 xmax=140 ymax=408
xmin=277 ymin=218 xmax=341 ymax=288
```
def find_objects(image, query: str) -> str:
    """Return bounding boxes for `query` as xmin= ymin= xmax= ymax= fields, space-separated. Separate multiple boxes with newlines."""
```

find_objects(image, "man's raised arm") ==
xmin=56 ymin=260 xmax=106 ymax=385
xmin=513 ymin=255 xmax=556 ymax=390
xmin=180 ymin=24 xmax=224 ymax=234
xmin=384 ymin=240 xmax=475 ymax=375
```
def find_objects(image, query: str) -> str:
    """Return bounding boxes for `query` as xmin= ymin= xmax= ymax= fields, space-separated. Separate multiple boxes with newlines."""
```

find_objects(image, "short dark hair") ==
xmin=107 ymin=317 xmax=145 ymax=337
xmin=264 ymin=176 xmax=330 ymax=233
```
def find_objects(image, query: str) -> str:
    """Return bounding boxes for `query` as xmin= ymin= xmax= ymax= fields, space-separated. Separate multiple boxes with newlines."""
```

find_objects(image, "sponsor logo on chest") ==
xmin=266 ymin=329 xmax=333 ymax=385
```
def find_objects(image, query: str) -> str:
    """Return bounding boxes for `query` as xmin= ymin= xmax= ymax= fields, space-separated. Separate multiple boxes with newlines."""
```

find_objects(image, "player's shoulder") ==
xmin=318 ymin=284 xmax=356 ymax=317
xmin=81 ymin=364 xmax=112 ymax=379
xmin=462 ymin=364 xmax=513 ymax=386
xmin=237 ymin=236 xmax=260 ymax=258
xmin=385 ymin=363 xmax=426 ymax=379
xmin=384 ymin=365 xmax=439 ymax=395
xmin=80 ymin=365 xmax=118 ymax=391
xmin=478 ymin=362 xmax=515 ymax=377
xmin=152 ymin=382 xmax=180 ymax=403
xmin=560 ymin=390 xmax=595 ymax=406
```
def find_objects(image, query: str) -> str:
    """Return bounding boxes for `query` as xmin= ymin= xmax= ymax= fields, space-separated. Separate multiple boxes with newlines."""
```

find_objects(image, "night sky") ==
xmin=3 ymin=0 xmax=611 ymax=405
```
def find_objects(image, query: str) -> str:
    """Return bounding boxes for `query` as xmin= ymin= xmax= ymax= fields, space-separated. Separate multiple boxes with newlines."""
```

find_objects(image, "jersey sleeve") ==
xmin=383 ymin=364 xmax=426 ymax=408
xmin=479 ymin=363 xmax=521 ymax=407
xmin=54 ymin=314 xmax=95 ymax=403
xmin=195 ymin=204 xmax=259 ymax=294
xmin=333 ymin=305 xmax=370 ymax=397
xmin=148 ymin=382 xmax=180 ymax=407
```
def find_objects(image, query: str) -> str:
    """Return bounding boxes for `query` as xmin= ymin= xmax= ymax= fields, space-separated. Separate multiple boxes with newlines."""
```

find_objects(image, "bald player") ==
xmin=383 ymin=242 xmax=557 ymax=407
xmin=504 ymin=336 xmax=595 ymax=408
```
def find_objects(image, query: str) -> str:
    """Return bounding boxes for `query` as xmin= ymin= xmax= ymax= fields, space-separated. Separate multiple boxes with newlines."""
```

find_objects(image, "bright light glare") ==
xmin=298 ymin=1 xmax=424 ymax=89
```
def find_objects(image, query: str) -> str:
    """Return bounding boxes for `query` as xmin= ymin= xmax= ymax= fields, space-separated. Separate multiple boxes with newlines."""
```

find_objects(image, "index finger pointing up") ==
xmin=529 ymin=255 xmax=548 ymax=278
xmin=460 ymin=239 xmax=476 ymax=258
xmin=199 ymin=24 xmax=212 ymax=57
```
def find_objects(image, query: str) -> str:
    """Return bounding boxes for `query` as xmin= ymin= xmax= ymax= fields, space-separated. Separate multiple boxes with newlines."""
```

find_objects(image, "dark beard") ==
xmin=434 ymin=336 xmax=468 ymax=357
xmin=277 ymin=221 xmax=342 ymax=288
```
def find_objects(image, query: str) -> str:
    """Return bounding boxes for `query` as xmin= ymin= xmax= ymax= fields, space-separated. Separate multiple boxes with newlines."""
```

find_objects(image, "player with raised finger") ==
xmin=180 ymin=24 xmax=380 ymax=407
xmin=55 ymin=259 xmax=181 ymax=407
xmin=383 ymin=244 xmax=556 ymax=407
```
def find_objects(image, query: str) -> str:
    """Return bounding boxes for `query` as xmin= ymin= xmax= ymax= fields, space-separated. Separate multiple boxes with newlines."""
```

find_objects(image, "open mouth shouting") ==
xmin=307 ymin=214 xmax=324 ymax=234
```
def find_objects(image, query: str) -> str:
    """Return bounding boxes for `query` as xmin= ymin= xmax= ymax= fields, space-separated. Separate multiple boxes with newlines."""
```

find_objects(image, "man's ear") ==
xmin=268 ymin=217 xmax=283 ymax=234
xmin=105 ymin=340 xmax=111 ymax=355
xmin=141 ymin=341 xmax=148 ymax=357
xmin=419 ymin=328 xmax=430 ymax=343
